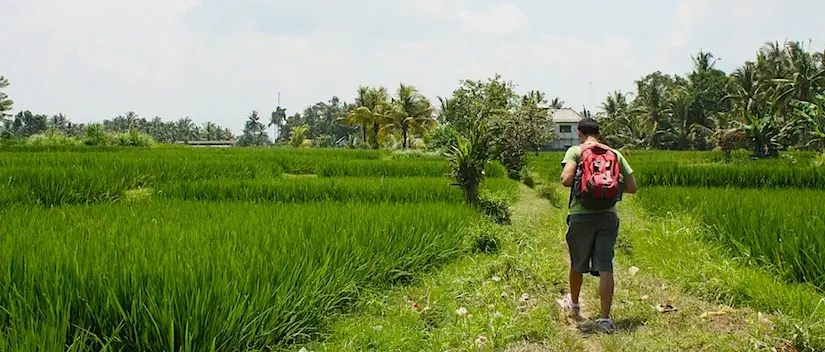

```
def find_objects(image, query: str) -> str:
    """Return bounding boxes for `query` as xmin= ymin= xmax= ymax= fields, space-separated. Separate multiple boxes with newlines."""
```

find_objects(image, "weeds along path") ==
xmin=304 ymin=185 xmax=781 ymax=351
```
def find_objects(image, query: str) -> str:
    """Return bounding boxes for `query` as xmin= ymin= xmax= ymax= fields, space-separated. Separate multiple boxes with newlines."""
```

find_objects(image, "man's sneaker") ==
xmin=559 ymin=293 xmax=580 ymax=317
xmin=596 ymin=318 xmax=617 ymax=334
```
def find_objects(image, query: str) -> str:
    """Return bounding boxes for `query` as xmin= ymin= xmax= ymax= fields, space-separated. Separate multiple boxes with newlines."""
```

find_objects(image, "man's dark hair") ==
xmin=577 ymin=118 xmax=600 ymax=136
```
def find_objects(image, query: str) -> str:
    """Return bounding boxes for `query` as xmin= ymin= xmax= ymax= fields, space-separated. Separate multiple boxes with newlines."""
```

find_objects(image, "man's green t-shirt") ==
xmin=562 ymin=143 xmax=634 ymax=215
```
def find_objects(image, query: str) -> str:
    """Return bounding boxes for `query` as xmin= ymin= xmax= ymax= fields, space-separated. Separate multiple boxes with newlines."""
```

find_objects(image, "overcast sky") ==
xmin=2 ymin=0 xmax=823 ymax=134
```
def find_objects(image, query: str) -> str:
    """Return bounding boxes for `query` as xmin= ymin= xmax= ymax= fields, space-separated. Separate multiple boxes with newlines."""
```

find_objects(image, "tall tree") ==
xmin=0 ymin=76 xmax=13 ymax=121
xmin=269 ymin=107 xmax=287 ymax=141
xmin=342 ymin=86 xmax=389 ymax=148
xmin=382 ymin=83 xmax=436 ymax=149
xmin=238 ymin=110 xmax=270 ymax=146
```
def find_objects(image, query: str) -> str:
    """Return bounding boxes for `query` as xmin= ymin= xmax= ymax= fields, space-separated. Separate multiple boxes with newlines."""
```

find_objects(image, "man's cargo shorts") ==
xmin=565 ymin=212 xmax=620 ymax=273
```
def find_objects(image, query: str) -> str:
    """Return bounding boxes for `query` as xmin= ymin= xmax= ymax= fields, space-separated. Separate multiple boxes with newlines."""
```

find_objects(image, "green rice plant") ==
xmin=158 ymin=177 xmax=518 ymax=204
xmin=0 ymin=201 xmax=480 ymax=351
xmin=316 ymin=159 xmax=450 ymax=178
xmin=634 ymin=162 xmax=825 ymax=189
xmin=636 ymin=187 xmax=825 ymax=289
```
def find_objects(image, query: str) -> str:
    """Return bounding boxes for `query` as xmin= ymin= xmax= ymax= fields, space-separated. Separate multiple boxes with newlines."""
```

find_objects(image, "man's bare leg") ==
xmin=569 ymin=268 xmax=583 ymax=304
xmin=598 ymin=271 xmax=614 ymax=319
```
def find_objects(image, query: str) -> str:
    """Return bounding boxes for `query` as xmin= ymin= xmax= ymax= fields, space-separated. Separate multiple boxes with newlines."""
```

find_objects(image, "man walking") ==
xmin=558 ymin=117 xmax=638 ymax=333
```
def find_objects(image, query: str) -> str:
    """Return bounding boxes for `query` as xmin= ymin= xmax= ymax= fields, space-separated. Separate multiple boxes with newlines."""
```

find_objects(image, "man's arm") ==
xmin=561 ymin=161 xmax=576 ymax=187
xmin=623 ymin=172 xmax=638 ymax=194
xmin=560 ymin=147 xmax=577 ymax=187
xmin=618 ymin=152 xmax=638 ymax=194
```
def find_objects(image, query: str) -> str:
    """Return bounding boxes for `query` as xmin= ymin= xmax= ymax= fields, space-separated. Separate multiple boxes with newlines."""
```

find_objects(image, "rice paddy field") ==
xmin=3 ymin=145 xmax=825 ymax=351
xmin=0 ymin=147 xmax=515 ymax=351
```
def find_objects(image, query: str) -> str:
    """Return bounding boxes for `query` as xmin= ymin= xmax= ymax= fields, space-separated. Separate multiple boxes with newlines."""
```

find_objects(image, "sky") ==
xmin=1 ymin=0 xmax=824 ymax=134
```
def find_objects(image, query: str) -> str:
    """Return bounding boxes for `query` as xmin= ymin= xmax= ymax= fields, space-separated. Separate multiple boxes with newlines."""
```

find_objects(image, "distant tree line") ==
xmin=597 ymin=39 xmax=825 ymax=157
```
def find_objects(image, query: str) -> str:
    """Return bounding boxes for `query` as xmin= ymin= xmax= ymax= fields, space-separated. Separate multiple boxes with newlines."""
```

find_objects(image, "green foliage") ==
xmin=537 ymin=186 xmax=561 ymax=208
xmin=469 ymin=223 xmax=501 ymax=254
xmin=313 ymin=134 xmax=334 ymax=148
xmin=289 ymin=124 xmax=310 ymax=147
xmin=0 ymin=75 xmax=13 ymax=121
xmin=599 ymin=41 xmax=825 ymax=155
xmin=477 ymin=192 xmax=511 ymax=225
xmin=113 ymin=127 xmax=154 ymax=147
xmin=426 ymin=124 xmax=460 ymax=151
xmin=813 ymin=152 xmax=825 ymax=167
xmin=0 ymin=201 xmax=479 ymax=350
xmin=445 ymin=120 xmax=493 ymax=203
xmin=238 ymin=110 xmax=271 ymax=146
xmin=522 ymin=172 xmax=535 ymax=188
xmin=25 ymin=127 xmax=81 ymax=147
xmin=636 ymin=187 xmax=825 ymax=288
xmin=158 ymin=177 xmax=517 ymax=204
xmin=438 ymin=75 xmax=553 ymax=177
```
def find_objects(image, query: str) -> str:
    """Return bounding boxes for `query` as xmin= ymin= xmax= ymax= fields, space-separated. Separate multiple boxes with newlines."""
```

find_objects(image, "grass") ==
xmin=303 ymin=186 xmax=570 ymax=351
xmin=2 ymin=145 xmax=823 ymax=351
xmin=0 ymin=148 xmax=510 ymax=207
xmin=635 ymin=187 xmax=825 ymax=289
xmin=618 ymin=196 xmax=825 ymax=351
xmin=528 ymin=150 xmax=825 ymax=189
xmin=0 ymin=201 xmax=480 ymax=351
xmin=306 ymin=185 xmax=788 ymax=351
xmin=157 ymin=177 xmax=518 ymax=203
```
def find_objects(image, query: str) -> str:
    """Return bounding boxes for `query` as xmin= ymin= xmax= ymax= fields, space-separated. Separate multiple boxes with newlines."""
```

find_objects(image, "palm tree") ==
xmin=49 ymin=114 xmax=69 ymax=133
xmin=382 ymin=83 xmax=436 ymax=148
xmin=175 ymin=117 xmax=196 ymax=142
xmin=692 ymin=50 xmax=719 ymax=72
xmin=269 ymin=107 xmax=286 ymax=141
xmin=549 ymin=97 xmax=565 ymax=109
xmin=662 ymin=87 xmax=695 ymax=150
xmin=289 ymin=124 xmax=310 ymax=147
xmin=0 ymin=75 xmax=13 ymax=120
xmin=341 ymin=86 xmax=389 ymax=148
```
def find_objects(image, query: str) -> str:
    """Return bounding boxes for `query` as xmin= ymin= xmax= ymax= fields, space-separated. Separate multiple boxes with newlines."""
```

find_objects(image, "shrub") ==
xmin=538 ymin=186 xmax=562 ymax=208
xmin=814 ymin=153 xmax=825 ymax=167
xmin=477 ymin=192 xmax=511 ymax=225
xmin=446 ymin=121 xmax=493 ymax=203
xmin=469 ymin=223 xmax=501 ymax=254
xmin=26 ymin=128 xmax=81 ymax=147
xmin=113 ymin=128 xmax=154 ymax=147
xmin=522 ymin=172 xmax=535 ymax=189
xmin=313 ymin=134 xmax=334 ymax=148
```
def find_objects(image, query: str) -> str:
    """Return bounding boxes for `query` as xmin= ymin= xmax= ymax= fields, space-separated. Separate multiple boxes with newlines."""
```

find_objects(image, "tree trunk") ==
xmin=372 ymin=122 xmax=380 ymax=149
xmin=402 ymin=127 xmax=408 ymax=149
xmin=465 ymin=182 xmax=479 ymax=204
xmin=361 ymin=123 xmax=367 ymax=145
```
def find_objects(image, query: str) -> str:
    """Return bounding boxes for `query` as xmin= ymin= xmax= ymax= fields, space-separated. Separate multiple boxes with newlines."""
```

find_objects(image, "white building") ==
xmin=547 ymin=108 xmax=584 ymax=150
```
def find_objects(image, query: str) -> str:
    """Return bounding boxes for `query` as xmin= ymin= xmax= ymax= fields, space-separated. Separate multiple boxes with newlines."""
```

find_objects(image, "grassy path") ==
xmin=301 ymin=184 xmax=787 ymax=351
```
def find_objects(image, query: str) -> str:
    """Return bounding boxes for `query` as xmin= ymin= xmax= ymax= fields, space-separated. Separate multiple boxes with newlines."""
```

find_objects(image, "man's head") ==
xmin=577 ymin=117 xmax=600 ymax=142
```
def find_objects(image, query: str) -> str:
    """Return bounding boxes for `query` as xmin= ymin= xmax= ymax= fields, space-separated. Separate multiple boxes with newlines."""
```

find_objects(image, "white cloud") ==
xmin=457 ymin=3 xmax=530 ymax=36
xmin=1 ymin=0 xmax=823 ymax=132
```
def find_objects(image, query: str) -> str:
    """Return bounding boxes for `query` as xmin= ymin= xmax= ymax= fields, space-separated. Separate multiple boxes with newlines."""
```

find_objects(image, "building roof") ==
xmin=549 ymin=108 xmax=584 ymax=123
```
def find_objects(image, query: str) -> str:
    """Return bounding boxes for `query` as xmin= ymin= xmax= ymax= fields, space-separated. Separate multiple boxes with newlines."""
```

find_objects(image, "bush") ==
xmin=522 ymin=172 xmax=535 ymax=189
xmin=477 ymin=192 xmax=511 ymax=225
xmin=428 ymin=125 xmax=461 ymax=151
xmin=313 ymin=134 xmax=334 ymax=148
xmin=113 ymin=128 xmax=154 ymax=147
xmin=26 ymin=128 xmax=81 ymax=147
xmin=813 ymin=153 xmax=825 ymax=167
xmin=469 ymin=223 xmax=501 ymax=254
xmin=538 ymin=186 xmax=561 ymax=208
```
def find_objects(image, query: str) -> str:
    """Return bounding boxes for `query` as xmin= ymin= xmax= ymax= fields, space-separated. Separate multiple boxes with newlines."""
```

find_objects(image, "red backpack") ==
xmin=572 ymin=143 xmax=622 ymax=210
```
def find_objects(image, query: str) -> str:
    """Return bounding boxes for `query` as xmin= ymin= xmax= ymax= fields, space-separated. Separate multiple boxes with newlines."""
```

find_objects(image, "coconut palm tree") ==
xmin=341 ymin=86 xmax=389 ymax=148
xmin=549 ymin=97 xmax=565 ymax=109
xmin=382 ymin=83 xmax=436 ymax=148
